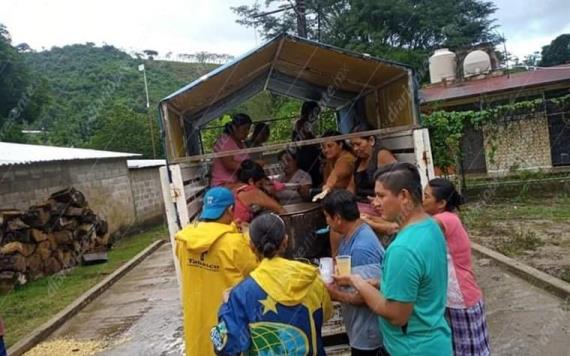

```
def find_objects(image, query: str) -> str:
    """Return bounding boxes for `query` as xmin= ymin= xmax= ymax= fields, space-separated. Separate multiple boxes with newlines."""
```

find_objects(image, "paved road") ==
xmin=30 ymin=243 xmax=570 ymax=356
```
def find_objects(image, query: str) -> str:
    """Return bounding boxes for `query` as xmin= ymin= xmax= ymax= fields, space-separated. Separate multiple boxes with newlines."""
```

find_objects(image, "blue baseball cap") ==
xmin=200 ymin=187 xmax=235 ymax=220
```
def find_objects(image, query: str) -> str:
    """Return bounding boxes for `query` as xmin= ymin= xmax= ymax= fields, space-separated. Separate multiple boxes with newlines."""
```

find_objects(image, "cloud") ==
xmin=1 ymin=0 xmax=568 ymax=61
xmin=0 ymin=0 xmax=258 ymax=56
xmin=493 ymin=0 xmax=570 ymax=58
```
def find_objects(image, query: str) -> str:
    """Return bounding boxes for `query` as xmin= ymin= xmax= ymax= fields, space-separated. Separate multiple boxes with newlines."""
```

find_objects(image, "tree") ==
xmin=0 ymin=24 xmax=49 ymax=142
xmin=86 ymin=102 xmax=163 ymax=158
xmin=523 ymin=51 xmax=541 ymax=67
xmin=143 ymin=49 xmax=159 ymax=60
xmin=540 ymin=34 xmax=570 ymax=67
xmin=15 ymin=43 xmax=33 ymax=53
xmin=232 ymin=0 xmax=347 ymax=41
xmin=232 ymin=0 xmax=500 ymax=73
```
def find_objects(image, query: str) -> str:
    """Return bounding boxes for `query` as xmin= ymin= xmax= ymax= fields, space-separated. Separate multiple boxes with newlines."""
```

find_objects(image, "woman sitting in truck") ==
xmin=211 ymin=113 xmax=252 ymax=187
xmin=350 ymin=126 xmax=399 ymax=238
xmin=233 ymin=160 xmax=285 ymax=224
xmin=274 ymin=149 xmax=312 ymax=204
xmin=292 ymin=101 xmax=323 ymax=187
xmin=210 ymin=213 xmax=333 ymax=356
xmin=313 ymin=130 xmax=356 ymax=201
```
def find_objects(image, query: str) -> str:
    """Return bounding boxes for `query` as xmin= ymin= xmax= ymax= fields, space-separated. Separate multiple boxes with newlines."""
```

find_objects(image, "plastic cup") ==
xmin=319 ymin=257 xmax=334 ymax=284
xmin=336 ymin=255 xmax=351 ymax=276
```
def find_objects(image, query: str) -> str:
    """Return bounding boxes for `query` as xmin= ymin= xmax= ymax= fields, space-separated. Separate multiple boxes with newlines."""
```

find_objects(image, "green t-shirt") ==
xmin=379 ymin=217 xmax=452 ymax=356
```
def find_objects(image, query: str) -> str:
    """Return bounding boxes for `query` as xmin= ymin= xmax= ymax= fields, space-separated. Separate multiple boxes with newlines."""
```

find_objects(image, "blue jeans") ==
xmin=0 ymin=336 xmax=6 ymax=356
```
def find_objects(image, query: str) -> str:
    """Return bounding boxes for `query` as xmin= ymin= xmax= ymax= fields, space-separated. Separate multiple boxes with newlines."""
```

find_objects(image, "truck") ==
xmin=157 ymin=33 xmax=435 ymax=351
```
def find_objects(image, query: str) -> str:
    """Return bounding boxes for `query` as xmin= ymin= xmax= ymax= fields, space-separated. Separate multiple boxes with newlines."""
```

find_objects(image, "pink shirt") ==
xmin=233 ymin=184 xmax=257 ymax=224
xmin=435 ymin=211 xmax=482 ymax=309
xmin=211 ymin=134 xmax=250 ymax=186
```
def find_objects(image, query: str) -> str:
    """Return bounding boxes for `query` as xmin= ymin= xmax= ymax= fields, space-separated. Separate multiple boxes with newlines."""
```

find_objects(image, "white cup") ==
xmin=319 ymin=257 xmax=334 ymax=284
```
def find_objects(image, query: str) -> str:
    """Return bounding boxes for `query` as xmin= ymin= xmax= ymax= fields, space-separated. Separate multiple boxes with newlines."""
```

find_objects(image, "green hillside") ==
xmin=18 ymin=43 xmax=216 ymax=157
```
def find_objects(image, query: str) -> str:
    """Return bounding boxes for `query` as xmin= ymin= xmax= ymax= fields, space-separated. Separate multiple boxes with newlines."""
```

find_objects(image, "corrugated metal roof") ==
xmin=127 ymin=159 xmax=166 ymax=169
xmin=421 ymin=65 xmax=570 ymax=104
xmin=0 ymin=142 xmax=140 ymax=166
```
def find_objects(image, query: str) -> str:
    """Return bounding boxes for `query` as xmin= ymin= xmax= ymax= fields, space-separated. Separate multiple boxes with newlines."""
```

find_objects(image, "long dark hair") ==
xmin=237 ymin=159 xmax=266 ymax=184
xmin=301 ymin=101 xmax=320 ymax=121
xmin=249 ymin=213 xmax=286 ymax=258
xmin=321 ymin=130 xmax=353 ymax=154
xmin=353 ymin=124 xmax=395 ymax=156
xmin=428 ymin=178 xmax=465 ymax=211
xmin=223 ymin=113 xmax=252 ymax=135
xmin=251 ymin=122 xmax=269 ymax=140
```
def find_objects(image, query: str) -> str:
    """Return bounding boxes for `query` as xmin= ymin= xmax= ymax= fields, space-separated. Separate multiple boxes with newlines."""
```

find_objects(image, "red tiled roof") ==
xmin=420 ymin=65 xmax=570 ymax=104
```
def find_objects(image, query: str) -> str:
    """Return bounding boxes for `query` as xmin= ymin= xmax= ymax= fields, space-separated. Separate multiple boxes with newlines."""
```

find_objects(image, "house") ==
xmin=421 ymin=64 xmax=570 ymax=175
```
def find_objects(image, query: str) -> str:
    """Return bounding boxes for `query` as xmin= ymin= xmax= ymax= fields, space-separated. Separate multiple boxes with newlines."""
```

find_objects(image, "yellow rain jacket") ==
xmin=175 ymin=221 xmax=258 ymax=356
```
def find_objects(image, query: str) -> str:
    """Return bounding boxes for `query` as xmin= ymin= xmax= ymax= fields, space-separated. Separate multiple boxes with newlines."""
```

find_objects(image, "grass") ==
xmin=494 ymin=229 xmax=545 ymax=257
xmin=461 ymin=194 xmax=570 ymax=225
xmin=0 ymin=224 xmax=167 ymax=348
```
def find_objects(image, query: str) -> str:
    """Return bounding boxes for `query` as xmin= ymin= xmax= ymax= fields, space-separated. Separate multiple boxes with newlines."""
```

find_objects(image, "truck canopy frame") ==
xmin=159 ymin=33 xmax=420 ymax=160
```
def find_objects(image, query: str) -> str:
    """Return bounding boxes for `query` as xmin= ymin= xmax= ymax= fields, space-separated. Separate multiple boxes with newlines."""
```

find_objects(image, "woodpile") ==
xmin=0 ymin=188 xmax=110 ymax=293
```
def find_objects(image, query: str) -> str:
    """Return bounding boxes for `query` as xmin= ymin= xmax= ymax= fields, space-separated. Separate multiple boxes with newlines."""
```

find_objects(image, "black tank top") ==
xmin=354 ymin=146 xmax=384 ymax=201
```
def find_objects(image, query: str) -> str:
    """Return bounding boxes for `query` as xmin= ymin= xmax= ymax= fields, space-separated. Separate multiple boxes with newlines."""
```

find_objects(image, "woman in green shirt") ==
xmin=333 ymin=163 xmax=452 ymax=356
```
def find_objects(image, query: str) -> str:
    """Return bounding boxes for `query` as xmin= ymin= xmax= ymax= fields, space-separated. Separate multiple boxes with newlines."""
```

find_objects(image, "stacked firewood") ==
xmin=0 ymin=188 xmax=110 ymax=293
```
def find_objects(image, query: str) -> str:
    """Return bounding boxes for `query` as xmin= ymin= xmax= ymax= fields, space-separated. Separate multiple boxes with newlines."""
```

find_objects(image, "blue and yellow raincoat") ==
xmin=210 ymin=257 xmax=333 ymax=355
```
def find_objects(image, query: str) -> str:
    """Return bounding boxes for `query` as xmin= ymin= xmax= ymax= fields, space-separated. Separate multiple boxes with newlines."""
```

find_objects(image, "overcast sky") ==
xmin=2 ymin=0 xmax=569 ymax=61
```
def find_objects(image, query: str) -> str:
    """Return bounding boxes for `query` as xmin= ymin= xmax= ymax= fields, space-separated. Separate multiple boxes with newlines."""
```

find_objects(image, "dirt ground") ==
xmin=462 ymin=193 xmax=570 ymax=283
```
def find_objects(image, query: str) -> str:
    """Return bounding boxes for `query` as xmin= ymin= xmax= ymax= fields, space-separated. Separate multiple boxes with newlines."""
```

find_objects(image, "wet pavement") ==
xmin=27 ymin=243 xmax=570 ymax=356
xmin=38 ymin=243 xmax=184 ymax=356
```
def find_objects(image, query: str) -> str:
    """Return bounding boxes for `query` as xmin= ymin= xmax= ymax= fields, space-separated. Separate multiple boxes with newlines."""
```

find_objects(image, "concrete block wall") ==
xmin=128 ymin=167 xmax=165 ymax=225
xmin=483 ymin=113 xmax=552 ymax=176
xmin=0 ymin=158 xmax=136 ymax=235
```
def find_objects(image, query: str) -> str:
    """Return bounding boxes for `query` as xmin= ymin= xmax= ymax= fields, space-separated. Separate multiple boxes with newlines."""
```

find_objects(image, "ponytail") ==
xmin=428 ymin=178 xmax=465 ymax=211
xmin=223 ymin=113 xmax=252 ymax=135
xmin=249 ymin=213 xmax=286 ymax=258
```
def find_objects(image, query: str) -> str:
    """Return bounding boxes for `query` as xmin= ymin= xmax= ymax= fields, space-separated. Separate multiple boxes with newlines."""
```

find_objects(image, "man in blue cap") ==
xmin=175 ymin=187 xmax=258 ymax=356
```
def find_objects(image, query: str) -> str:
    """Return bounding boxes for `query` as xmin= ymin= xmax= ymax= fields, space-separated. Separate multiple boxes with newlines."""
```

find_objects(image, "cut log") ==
xmin=64 ymin=206 xmax=85 ymax=217
xmin=21 ymin=205 xmax=50 ymax=228
xmin=7 ymin=218 xmax=29 ymax=231
xmin=26 ymin=253 xmax=44 ymax=278
xmin=54 ymin=217 xmax=78 ymax=231
xmin=44 ymin=257 xmax=62 ymax=275
xmin=8 ymin=254 xmax=27 ymax=272
xmin=94 ymin=234 xmax=110 ymax=247
xmin=36 ymin=241 xmax=52 ymax=260
xmin=61 ymin=251 xmax=74 ymax=268
xmin=31 ymin=229 xmax=48 ymax=242
xmin=0 ymin=210 xmax=23 ymax=225
xmin=0 ymin=241 xmax=35 ymax=256
xmin=77 ymin=224 xmax=95 ymax=236
xmin=80 ymin=209 xmax=98 ymax=224
xmin=95 ymin=219 xmax=109 ymax=236
xmin=53 ymin=230 xmax=74 ymax=245
xmin=50 ymin=187 xmax=87 ymax=208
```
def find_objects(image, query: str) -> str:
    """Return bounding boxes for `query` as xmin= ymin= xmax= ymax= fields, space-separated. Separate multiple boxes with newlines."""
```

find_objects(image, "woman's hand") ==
xmin=312 ymin=187 xmax=330 ymax=202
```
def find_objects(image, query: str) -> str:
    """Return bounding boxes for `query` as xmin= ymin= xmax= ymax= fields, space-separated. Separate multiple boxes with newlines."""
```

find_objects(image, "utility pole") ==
xmin=138 ymin=64 xmax=157 ymax=158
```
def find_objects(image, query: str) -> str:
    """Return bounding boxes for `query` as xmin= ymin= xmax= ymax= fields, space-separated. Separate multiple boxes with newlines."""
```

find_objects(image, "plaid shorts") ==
xmin=446 ymin=300 xmax=491 ymax=356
